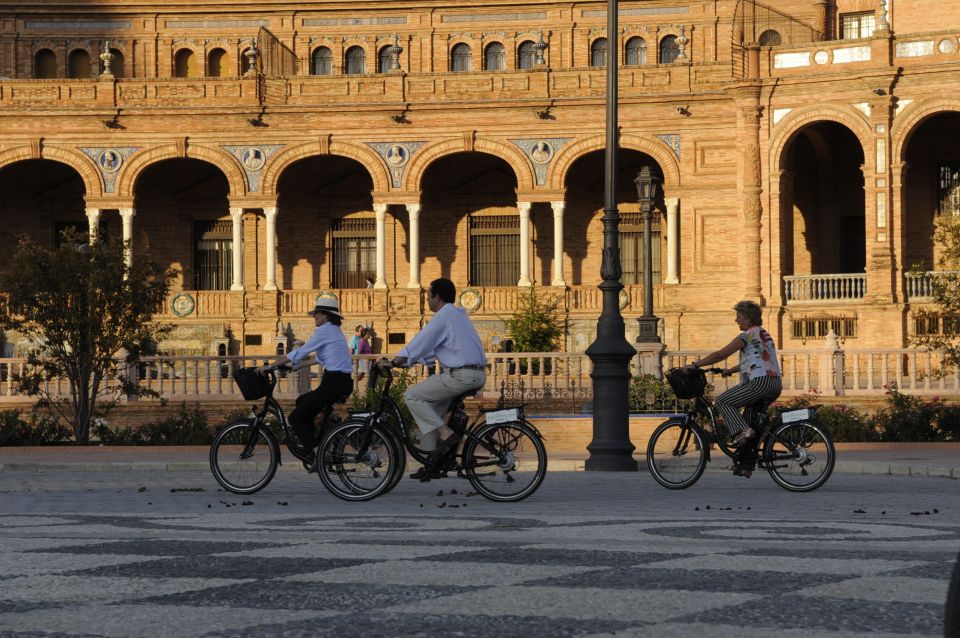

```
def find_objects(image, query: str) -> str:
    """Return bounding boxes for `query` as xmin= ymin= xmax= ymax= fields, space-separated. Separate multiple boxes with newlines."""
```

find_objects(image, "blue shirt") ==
xmin=398 ymin=303 xmax=486 ymax=368
xmin=287 ymin=323 xmax=353 ymax=373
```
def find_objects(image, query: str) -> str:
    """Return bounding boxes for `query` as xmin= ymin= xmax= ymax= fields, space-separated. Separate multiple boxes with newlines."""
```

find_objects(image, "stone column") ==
xmin=664 ymin=198 xmax=680 ymax=284
xmin=264 ymin=206 xmax=278 ymax=291
xmin=119 ymin=207 xmax=135 ymax=268
xmin=737 ymin=91 xmax=764 ymax=302
xmin=229 ymin=207 xmax=244 ymax=291
xmin=517 ymin=201 xmax=532 ymax=286
xmin=406 ymin=203 xmax=421 ymax=288
xmin=85 ymin=207 xmax=101 ymax=243
xmin=812 ymin=0 xmax=831 ymax=40
xmin=550 ymin=201 xmax=567 ymax=287
xmin=373 ymin=203 xmax=388 ymax=289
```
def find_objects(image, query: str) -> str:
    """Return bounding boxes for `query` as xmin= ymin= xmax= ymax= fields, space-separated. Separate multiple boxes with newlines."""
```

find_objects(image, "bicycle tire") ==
xmin=946 ymin=548 xmax=960 ymax=638
xmin=462 ymin=420 xmax=547 ymax=502
xmin=762 ymin=419 xmax=835 ymax=492
xmin=646 ymin=419 xmax=708 ymax=489
xmin=316 ymin=420 xmax=398 ymax=502
xmin=209 ymin=420 xmax=279 ymax=494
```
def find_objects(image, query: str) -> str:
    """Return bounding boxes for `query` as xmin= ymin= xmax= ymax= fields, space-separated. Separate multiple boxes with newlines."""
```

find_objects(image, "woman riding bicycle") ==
xmin=688 ymin=300 xmax=782 ymax=447
xmin=256 ymin=297 xmax=353 ymax=461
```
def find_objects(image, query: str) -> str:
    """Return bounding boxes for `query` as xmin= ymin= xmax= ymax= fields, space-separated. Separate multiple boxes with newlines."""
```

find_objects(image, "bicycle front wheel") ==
xmin=763 ymin=420 xmax=835 ymax=492
xmin=646 ymin=419 xmax=707 ymax=489
xmin=462 ymin=421 xmax=547 ymax=502
xmin=209 ymin=420 xmax=279 ymax=494
xmin=316 ymin=421 xmax=398 ymax=502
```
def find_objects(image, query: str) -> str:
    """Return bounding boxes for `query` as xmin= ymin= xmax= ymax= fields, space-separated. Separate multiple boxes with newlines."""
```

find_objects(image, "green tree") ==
xmin=0 ymin=230 xmax=174 ymax=443
xmin=507 ymin=287 xmax=564 ymax=352
xmin=913 ymin=213 xmax=960 ymax=366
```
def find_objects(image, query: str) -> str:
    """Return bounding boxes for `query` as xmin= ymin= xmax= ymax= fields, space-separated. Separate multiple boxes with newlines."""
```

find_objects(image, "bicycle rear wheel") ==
xmin=209 ymin=420 xmax=279 ymax=494
xmin=462 ymin=421 xmax=547 ymax=502
xmin=763 ymin=420 xmax=835 ymax=492
xmin=646 ymin=419 xmax=707 ymax=489
xmin=316 ymin=421 xmax=398 ymax=501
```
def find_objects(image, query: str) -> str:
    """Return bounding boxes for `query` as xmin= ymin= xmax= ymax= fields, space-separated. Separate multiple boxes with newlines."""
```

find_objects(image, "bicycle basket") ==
xmin=666 ymin=367 xmax=707 ymax=399
xmin=232 ymin=367 xmax=272 ymax=400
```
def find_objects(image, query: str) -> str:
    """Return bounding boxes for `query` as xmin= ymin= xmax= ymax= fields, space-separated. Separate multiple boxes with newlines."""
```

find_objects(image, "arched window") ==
xmin=625 ymin=37 xmax=647 ymax=66
xmin=34 ymin=49 xmax=57 ymax=79
xmin=758 ymin=30 xmax=782 ymax=46
xmin=174 ymin=49 xmax=197 ymax=77
xmin=590 ymin=38 xmax=607 ymax=67
xmin=451 ymin=43 xmax=472 ymax=72
xmin=107 ymin=49 xmax=125 ymax=77
xmin=484 ymin=42 xmax=505 ymax=71
xmin=207 ymin=48 xmax=227 ymax=77
xmin=659 ymin=35 xmax=680 ymax=63
xmin=378 ymin=45 xmax=392 ymax=73
xmin=311 ymin=47 xmax=332 ymax=75
xmin=517 ymin=40 xmax=536 ymax=70
xmin=67 ymin=49 xmax=92 ymax=78
xmin=345 ymin=46 xmax=365 ymax=75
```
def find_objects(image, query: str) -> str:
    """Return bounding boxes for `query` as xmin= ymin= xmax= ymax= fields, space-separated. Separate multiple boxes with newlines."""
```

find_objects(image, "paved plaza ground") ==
xmin=0 ymin=466 xmax=957 ymax=637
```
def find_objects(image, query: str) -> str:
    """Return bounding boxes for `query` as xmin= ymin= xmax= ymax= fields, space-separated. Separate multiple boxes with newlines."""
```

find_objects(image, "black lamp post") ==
xmin=585 ymin=0 xmax=638 ymax=472
xmin=634 ymin=166 xmax=662 ymax=343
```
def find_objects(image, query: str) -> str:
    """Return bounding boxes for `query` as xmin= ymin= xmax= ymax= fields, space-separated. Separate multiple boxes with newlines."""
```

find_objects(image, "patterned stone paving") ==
xmin=0 ymin=470 xmax=956 ymax=637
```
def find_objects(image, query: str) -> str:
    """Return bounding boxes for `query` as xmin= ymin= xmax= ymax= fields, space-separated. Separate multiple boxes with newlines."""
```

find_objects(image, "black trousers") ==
xmin=289 ymin=371 xmax=353 ymax=450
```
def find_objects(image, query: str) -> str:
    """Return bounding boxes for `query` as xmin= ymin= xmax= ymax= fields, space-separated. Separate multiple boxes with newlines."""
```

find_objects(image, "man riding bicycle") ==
xmin=389 ymin=278 xmax=487 ymax=480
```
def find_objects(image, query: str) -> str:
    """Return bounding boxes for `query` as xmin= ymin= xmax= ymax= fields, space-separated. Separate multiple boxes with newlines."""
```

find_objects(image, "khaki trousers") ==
xmin=403 ymin=368 xmax=486 ymax=436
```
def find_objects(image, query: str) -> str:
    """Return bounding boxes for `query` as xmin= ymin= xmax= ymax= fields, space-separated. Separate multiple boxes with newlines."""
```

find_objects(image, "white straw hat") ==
xmin=308 ymin=297 xmax=343 ymax=319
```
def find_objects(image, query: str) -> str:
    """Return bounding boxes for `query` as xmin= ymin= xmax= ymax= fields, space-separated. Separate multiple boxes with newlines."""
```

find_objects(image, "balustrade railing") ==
xmin=784 ymin=273 xmax=866 ymax=303
xmin=904 ymin=271 xmax=958 ymax=302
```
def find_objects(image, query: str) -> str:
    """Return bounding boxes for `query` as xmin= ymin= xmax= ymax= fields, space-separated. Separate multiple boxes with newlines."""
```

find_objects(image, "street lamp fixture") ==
xmin=634 ymin=166 xmax=662 ymax=343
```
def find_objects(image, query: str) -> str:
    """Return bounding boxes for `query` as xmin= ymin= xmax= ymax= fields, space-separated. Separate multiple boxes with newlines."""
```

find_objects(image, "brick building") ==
xmin=0 ymin=0 xmax=958 ymax=357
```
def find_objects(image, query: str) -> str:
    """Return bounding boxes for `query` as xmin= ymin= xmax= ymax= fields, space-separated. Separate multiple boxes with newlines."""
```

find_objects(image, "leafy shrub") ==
xmin=938 ymin=405 xmax=960 ymax=442
xmin=872 ymin=386 xmax=941 ymax=442
xmin=628 ymin=374 xmax=679 ymax=413
xmin=352 ymin=366 xmax=416 ymax=428
xmin=94 ymin=403 xmax=213 ymax=445
xmin=0 ymin=409 xmax=72 ymax=445
xmin=508 ymin=288 xmax=564 ymax=353
xmin=815 ymin=404 xmax=880 ymax=443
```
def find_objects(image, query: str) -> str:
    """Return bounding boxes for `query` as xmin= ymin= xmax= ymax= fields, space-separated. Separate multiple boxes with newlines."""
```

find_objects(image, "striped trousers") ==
xmin=715 ymin=376 xmax=783 ymax=435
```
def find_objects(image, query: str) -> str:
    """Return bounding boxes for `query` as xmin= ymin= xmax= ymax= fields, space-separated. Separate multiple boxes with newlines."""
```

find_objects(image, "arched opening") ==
xmin=133 ymin=159 xmax=231 ymax=292
xmin=107 ymin=49 xmax=125 ymax=77
xmin=420 ymin=153 xmax=519 ymax=286
xmin=484 ymin=42 xmax=505 ymax=71
xmin=517 ymin=40 xmax=536 ymax=70
xmin=378 ymin=46 xmax=392 ymax=73
xmin=625 ymin=37 xmax=648 ymax=66
xmin=590 ymin=38 xmax=607 ymax=68
xmin=758 ymin=30 xmax=783 ymax=46
xmin=0 ymin=160 xmax=90 ymax=266
xmin=780 ymin=122 xmax=866 ymax=283
xmin=276 ymin=156 xmax=376 ymax=290
xmin=450 ymin=43 xmax=472 ymax=72
xmin=311 ymin=47 xmax=332 ymax=75
xmin=34 ymin=49 xmax=57 ymax=79
xmin=901 ymin=112 xmax=960 ymax=273
xmin=659 ymin=35 xmax=680 ymax=63
xmin=345 ymin=46 xmax=365 ymax=75
xmin=174 ymin=49 xmax=197 ymax=78
xmin=67 ymin=49 xmax=92 ymax=78
xmin=207 ymin=48 xmax=227 ymax=77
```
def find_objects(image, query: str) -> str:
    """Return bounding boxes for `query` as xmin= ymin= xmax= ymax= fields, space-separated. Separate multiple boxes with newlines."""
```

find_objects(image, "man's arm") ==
xmin=393 ymin=315 xmax=441 ymax=366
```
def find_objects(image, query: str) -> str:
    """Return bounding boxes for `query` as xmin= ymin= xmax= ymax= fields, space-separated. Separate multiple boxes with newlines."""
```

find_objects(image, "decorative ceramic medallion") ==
xmin=509 ymin=138 xmax=572 ymax=185
xmin=222 ymin=144 xmax=284 ymax=192
xmin=367 ymin=141 xmax=426 ymax=188
xmin=458 ymin=288 xmax=482 ymax=314
xmin=171 ymin=293 xmax=196 ymax=317
xmin=79 ymin=147 xmax=140 ymax=193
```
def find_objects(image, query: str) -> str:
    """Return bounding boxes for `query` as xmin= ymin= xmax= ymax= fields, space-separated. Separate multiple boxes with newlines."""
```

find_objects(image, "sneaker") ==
xmin=409 ymin=465 xmax=446 ymax=482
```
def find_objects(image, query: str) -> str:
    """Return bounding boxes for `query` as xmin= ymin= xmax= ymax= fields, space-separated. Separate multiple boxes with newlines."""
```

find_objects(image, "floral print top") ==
xmin=738 ymin=326 xmax=781 ymax=381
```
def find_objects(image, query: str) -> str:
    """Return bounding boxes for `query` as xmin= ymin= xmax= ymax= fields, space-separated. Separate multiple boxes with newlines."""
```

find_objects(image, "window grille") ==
xmin=619 ymin=213 xmax=661 ymax=285
xmin=625 ymin=37 xmax=647 ymax=65
xmin=312 ymin=47 xmax=332 ymax=75
xmin=590 ymin=38 xmax=607 ymax=67
xmin=451 ymin=43 xmax=473 ymax=72
xmin=332 ymin=218 xmax=376 ymax=289
xmin=469 ymin=215 xmax=520 ymax=286
xmin=517 ymin=41 xmax=535 ymax=69
xmin=194 ymin=220 xmax=233 ymax=290
xmin=914 ymin=314 xmax=960 ymax=336
xmin=659 ymin=35 xmax=680 ymax=63
xmin=939 ymin=163 xmax=960 ymax=216
xmin=790 ymin=316 xmax=858 ymax=341
xmin=485 ymin=43 xmax=505 ymax=70
xmin=840 ymin=12 xmax=875 ymax=39
xmin=345 ymin=47 xmax=365 ymax=75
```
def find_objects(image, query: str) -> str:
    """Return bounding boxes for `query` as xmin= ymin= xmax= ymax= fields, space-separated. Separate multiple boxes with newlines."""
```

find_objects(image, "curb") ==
xmin=1 ymin=459 xmax=957 ymax=478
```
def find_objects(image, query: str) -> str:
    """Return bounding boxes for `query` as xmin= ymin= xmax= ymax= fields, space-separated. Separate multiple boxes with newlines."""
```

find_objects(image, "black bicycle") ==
xmin=209 ymin=365 xmax=376 ymax=495
xmin=646 ymin=367 xmax=835 ymax=492
xmin=316 ymin=361 xmax=548 ymax=502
